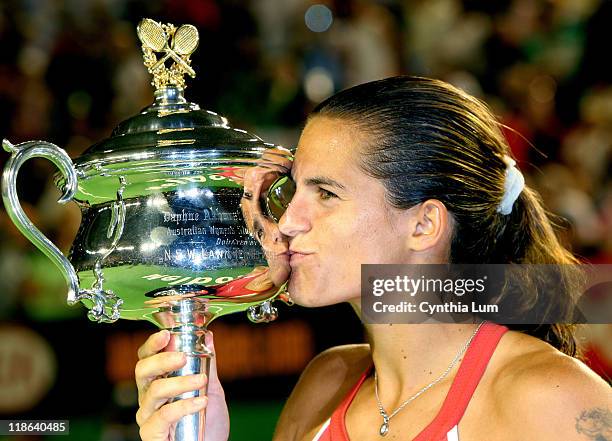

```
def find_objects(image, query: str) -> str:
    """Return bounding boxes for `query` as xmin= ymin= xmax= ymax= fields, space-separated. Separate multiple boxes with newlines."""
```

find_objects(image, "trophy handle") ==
xmin=1 ymin=139 xmax=80 ymax=304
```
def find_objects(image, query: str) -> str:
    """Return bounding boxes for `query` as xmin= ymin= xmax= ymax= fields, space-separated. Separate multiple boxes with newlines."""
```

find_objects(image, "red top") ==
xmin=317 ymin=321 xmax=509 ymax=441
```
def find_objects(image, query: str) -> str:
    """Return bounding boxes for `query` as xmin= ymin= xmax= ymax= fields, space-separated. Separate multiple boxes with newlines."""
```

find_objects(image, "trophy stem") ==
xmin=157 ymin=298 xmax=213 ymax=441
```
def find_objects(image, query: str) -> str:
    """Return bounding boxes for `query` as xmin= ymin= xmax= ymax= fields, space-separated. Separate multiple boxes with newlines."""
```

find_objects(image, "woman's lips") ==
xmin=288 ymin=250 xmax=312 ymax=265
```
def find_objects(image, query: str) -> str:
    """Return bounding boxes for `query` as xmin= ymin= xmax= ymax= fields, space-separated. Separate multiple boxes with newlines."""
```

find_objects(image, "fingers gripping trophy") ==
xmin=2 ymin=18 xmax=295 ymax=441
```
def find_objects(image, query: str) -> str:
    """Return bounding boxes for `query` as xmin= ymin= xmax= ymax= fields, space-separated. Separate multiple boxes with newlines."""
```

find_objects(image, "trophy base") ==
xmin=156 ymin=297 xmax=213 ymax=441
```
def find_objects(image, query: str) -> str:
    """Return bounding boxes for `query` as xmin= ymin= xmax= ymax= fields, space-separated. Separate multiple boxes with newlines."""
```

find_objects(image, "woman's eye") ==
xmin=318 ymin=188 xmax=337 ymax=200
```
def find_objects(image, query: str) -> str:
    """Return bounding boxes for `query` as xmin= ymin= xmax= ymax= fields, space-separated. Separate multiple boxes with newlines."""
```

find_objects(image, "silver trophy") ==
xmin=2 ymin=18 xmax=295 ymax=441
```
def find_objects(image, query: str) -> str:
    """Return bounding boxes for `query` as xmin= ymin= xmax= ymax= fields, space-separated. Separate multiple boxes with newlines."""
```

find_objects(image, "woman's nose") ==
xmin=278 ymin=197 xmax=309 ymax=237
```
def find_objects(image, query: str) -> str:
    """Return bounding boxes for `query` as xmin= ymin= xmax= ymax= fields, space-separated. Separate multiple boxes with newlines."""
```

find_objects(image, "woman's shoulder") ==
xmin=490 ymin=331 xmax=611 ymax=440
xmin=273 ymin=343 xmax=372 ymax=441
xmin=302 ymin=343 xmax=372 ymax=379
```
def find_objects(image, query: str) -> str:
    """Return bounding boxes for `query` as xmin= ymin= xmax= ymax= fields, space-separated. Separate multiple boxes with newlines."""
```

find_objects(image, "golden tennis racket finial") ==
xmin=137 ymin=18 xmax=199 ymax=90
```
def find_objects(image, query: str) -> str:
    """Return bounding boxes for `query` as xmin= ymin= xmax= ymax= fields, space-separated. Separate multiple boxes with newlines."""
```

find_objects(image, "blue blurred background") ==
xmin=0 ymin=0 xmax=611 ymax=440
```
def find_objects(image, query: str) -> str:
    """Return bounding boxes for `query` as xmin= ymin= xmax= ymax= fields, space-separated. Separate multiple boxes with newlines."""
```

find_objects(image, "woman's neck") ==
xmin=351 ymin=298 xmax=483 ymax=407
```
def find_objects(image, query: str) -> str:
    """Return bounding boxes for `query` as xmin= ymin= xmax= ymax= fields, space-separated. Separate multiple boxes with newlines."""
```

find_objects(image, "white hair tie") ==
xmin=496 ymin=155 xmax=525 ymax=215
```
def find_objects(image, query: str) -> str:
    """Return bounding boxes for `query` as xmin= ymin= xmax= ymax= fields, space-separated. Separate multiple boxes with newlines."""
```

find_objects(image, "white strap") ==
xmin=311 ymin=418 xmax=331 ymax=441
xmin=447 ymin=425 xmax=460 ymax=441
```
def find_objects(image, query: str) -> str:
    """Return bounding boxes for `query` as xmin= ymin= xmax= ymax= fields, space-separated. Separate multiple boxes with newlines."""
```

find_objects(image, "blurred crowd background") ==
xmin=0 ymin=0 xmax=611 ymax=440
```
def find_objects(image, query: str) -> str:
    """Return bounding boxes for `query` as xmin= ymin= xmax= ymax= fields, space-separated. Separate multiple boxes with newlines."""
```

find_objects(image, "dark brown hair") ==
xmin=311 ymin=76 xmax=584 ymax=357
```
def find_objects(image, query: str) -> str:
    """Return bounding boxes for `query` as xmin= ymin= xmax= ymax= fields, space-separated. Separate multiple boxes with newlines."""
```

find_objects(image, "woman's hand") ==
xmin=135 ymin=330 xmax=230 ymax=441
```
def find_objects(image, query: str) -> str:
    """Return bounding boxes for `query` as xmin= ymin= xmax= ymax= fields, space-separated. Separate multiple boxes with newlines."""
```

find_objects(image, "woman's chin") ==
xmin=287 ymin=279 xmax=306 ymax=305
xmin=286 ymin=279 xmax=325 ymax=307
xmin=287 ymin=277 xmax=362 ymax=308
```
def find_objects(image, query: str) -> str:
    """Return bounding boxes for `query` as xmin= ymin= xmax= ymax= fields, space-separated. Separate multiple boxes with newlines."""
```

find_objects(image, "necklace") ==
xmin=374 ymin=320 xmax=486 ymax=437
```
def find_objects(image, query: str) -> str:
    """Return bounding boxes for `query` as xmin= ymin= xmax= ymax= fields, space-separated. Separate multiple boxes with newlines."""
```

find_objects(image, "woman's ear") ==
xmin=405 ymin=199 xmax=453 ymax=254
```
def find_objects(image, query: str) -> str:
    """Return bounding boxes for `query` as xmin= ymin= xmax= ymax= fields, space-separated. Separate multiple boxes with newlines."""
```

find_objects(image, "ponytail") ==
xmin=497 ymin=188 xmax=584 ymax=357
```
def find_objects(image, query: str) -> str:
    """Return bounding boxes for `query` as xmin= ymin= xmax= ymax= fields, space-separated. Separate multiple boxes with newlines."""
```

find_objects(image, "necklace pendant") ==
xmin=379 ymin=422 xmax=389 ymax=437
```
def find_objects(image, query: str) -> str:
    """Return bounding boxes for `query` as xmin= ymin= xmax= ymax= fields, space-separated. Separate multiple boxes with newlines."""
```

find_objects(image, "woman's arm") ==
xmin=496 ymin=350 xmax=611 ymax=440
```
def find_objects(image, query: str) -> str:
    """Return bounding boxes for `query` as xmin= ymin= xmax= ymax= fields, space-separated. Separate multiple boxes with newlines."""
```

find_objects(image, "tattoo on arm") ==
xmin=575 ymin=407 xmax=612 ymax=441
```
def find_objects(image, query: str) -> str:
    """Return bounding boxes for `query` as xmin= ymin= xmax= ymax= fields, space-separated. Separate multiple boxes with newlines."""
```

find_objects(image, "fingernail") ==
xmin=193 ymin=374 xmax=207 ymax=384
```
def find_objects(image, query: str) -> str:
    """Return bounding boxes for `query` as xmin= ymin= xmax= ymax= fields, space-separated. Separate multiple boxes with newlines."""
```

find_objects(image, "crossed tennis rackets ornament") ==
xmin=137 ymin=18 xmax=199 ymax=89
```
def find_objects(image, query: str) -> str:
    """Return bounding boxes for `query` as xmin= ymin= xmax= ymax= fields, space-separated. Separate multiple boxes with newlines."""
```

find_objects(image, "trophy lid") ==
xmin=73 ymin=18 xmax=279 ymax=171
xmin=62 ymin=18 xmax=291 ymax=205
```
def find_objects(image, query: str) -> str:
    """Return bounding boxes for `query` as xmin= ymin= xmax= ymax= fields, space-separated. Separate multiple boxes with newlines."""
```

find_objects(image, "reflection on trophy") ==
xmin=2 ymin=18 xmax=295 ymax=441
